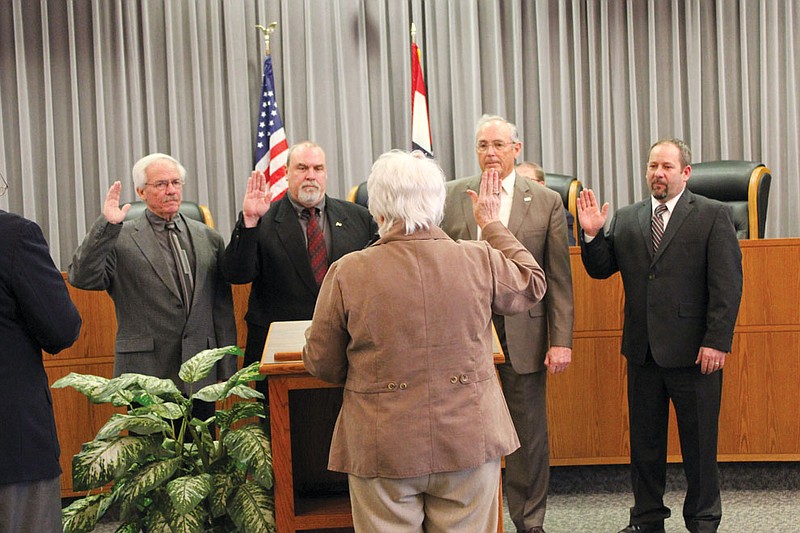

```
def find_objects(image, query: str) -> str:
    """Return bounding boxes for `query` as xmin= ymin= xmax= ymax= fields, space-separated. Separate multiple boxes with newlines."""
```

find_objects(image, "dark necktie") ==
xmin=303 ymin=207 xmax=328 ymax=285
xmin=165 ymin=221 xmax=194 ymax=313
xmin=651 ymin=203 xmax=668 ymax=253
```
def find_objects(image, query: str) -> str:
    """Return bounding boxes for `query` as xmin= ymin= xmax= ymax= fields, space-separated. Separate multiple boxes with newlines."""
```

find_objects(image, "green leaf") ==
xmin=61 ymin=493 xmax=105 ymax=533
xmin=95 ymin=413 xmax=172 ymax=440
xmin=179 ymin=345 xmax=243 ymax=385
xmin=72 ymin=435 xmax=161 ymax=491
xmin=129 ymin=401 xmax=185 ymax=420
xmin=120 ymin=457 xmax=183 ymax=503
xmin=224 ymin=424 xmax=273 ymax=488
xmin=167 ymin=473 xmax=213 ymax=514
xmin=167 ymin=507 xmax=208 ymax=533
xmin=227 ymin=481 xmax=276 ymax=533
xmin=112 ymin=523 xmax=141 ymax=533
xmin=52 ymin=373 xmax=113 ymax=403
xmin=215 ymin=401 xmax=266 ymax=431
xmin=208 ymin=472 xmax=240 ymax=519
xmin=104 ymin=373 xmax=183 ymax=399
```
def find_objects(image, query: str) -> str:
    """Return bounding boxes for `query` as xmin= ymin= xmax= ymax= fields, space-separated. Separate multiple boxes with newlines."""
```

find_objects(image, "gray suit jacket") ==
xmin=68 ymin=212 xmax=237 ymax=393
xmin=580 ymin=189 xmax=742 ymax=366
xmin=442 ymin=174 xmax=574 ymax=374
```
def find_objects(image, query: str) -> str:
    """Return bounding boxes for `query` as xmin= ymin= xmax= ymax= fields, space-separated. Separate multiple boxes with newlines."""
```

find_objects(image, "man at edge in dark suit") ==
xmin=222 ymin=141 xmax=377 ymax=394
xmin=1 ymin=199 xmax=81 ymax=531
xmin=577 ymin=139 xmax=743 ymax=533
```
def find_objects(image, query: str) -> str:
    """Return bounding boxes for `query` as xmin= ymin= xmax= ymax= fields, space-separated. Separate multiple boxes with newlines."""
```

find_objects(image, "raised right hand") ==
xmin=576 ymin=189 xmax=609 ymax=237
xmin=467 ymin=168 xmax=501 ymax=230
xmin=242 ymin=170 xmax=273 ymax=228
xmin=103 ymin=181 xmax=131 ymax=224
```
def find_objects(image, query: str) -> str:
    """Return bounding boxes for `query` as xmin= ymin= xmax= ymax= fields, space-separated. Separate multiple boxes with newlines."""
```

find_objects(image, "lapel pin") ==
xmin=335 ymin=221 xmax=343 ymax=227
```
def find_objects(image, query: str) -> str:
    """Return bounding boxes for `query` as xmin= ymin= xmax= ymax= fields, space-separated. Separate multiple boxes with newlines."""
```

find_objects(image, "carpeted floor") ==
xmin=507 ymin=462 xmax=800 ymax=533
xmin=81 ymin=461 xmax=800 ymax=532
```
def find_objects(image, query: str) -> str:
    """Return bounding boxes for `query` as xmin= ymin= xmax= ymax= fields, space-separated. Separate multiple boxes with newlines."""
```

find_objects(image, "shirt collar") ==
xmin=501 ymin=170 xmax=516 ymax=196
xmin=288 ymin=194 xmax=327 ymax=216
xmin=145 ymin=209 xmax=184 ymax=231
xmin=651 ymin=187 xmax=685 ymax=215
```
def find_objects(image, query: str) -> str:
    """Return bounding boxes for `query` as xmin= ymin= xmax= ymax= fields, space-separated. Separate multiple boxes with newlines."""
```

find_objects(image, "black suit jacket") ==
xmin=223 ymin=194 xmax=377 ymax=328
xmin=580 ymin=190 xmax=742 ymax=367
xmin=0 ymin=210 xmax=81 ymax=484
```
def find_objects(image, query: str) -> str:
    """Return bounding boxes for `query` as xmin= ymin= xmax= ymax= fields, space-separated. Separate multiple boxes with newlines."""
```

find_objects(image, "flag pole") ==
xmin=411 ymin=22 xmax=417 ymax=45
xmin=256 ymin=22 xmax=278 ymax=56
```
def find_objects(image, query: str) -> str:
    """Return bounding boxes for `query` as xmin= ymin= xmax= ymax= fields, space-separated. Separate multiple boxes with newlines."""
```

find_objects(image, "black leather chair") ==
xmin=687 ymin=161 xmax=771 ymax=239
xmin=544 ymin=173 xmax=582 ymax=245
xmin=347 ymin=182 xmax=369 ymax=208
xmin=123 ymin=201 xmax=215 ymax=228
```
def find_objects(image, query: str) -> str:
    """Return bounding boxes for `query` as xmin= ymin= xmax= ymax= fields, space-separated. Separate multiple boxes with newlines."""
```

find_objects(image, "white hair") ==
xmin=131 ymin=153 xmax=187 ymax=189
xmin=367 ymin=150 xmax=446 ymax=236
xmin=475 ymin=114 xmax=520 ymax=143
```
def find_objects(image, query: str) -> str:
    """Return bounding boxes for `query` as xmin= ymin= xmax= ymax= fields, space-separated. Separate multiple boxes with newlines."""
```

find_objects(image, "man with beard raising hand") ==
xmin=223 ymin=141 xmax=376 ymax=395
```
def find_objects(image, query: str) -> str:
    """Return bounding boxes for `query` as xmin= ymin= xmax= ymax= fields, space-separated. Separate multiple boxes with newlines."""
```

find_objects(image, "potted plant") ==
xmin=54 ymin=345 xmax=275 ymax=533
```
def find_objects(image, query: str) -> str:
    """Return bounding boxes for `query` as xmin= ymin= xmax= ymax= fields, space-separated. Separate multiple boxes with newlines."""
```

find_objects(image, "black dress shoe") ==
xmin=519 ymin=527 xmax=545 ymax=533
xmin=618 ymin=524 xmax=665 ymax=533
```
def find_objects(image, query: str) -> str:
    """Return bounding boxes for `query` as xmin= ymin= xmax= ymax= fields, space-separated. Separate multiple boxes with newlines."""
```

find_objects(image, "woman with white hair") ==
xmin=303 ymin=150 xmax=547 ymax=532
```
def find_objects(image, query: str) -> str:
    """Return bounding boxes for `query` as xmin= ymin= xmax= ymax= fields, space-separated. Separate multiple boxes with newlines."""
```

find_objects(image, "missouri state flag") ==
xmin=254 ymin=54 xmax=289 ymax=200
xmin=411 ymin=42 xmax=432 ymax=157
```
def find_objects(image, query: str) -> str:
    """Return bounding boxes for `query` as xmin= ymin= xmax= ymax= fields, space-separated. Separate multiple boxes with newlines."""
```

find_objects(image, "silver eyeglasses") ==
xmin=476 ymin=141 xmax=517 ymax=153
xmin=146 ymin=179 xmax=184 ymax=190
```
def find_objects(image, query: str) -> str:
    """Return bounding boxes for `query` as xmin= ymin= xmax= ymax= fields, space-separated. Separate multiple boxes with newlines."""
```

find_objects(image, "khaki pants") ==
xmin=348 ymin=458 xmax=500 ymax=533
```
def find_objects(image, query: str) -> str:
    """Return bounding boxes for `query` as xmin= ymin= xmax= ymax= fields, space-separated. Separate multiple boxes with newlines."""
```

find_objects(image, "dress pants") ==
xmin=496 ymin=362 xmax=549 ymax=531
xmin=244 ymin=322 xmax=270 ymax=400
xmin=0 ymin=476 xmax=62 ymax=533
xmin=347 ymin=458 xmax=501 ymax=533
xmin=627 ymin=357 xmax=723 ymax=533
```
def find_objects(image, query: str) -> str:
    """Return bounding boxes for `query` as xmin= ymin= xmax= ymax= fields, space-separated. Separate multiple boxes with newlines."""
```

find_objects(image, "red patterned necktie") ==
xmin=651 ymin=203 xmax=667 ymax=253
xmin=304 ymin=207 xmax=328 ymax=285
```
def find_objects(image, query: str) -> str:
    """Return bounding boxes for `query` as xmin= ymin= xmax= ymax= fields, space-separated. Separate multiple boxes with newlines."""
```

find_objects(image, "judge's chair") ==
xmin=544 ymin=173 xmax=582 ymax=245
xmin=123 ymin=201 xmax=215 ymax=228
xmin=687 ymin=161 xmax=772 ymax=239
xmin=347 ymin=182 xmax=369 ymax=208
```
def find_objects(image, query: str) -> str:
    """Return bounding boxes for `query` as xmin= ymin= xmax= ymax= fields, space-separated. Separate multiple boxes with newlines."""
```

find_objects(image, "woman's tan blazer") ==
xmin=303 ymin=222 xmax=546 ymax=479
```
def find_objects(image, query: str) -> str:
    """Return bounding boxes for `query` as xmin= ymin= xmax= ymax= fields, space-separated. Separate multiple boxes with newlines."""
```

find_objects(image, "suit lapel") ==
xmin=508 ymin=175 xmax=534 ymax=236
xmin=326 ymin=198 xmax=356 ymax=260
xmin=130 ymin=216 xmax=183 ymax=301
xmin=460 ymin=178 xmax=480 ymax=240
xmin=639 ymin=189 xmax=694 ymax=263
xmin=184 ymin=217 xmax=209 ymax=312
xmin=637 ymin=201 xmax=654 ymax=260
xmin=274 ymin=196 xmax=319 ymax=293
xmin=654 ymin=190 xmax=693 ymax=262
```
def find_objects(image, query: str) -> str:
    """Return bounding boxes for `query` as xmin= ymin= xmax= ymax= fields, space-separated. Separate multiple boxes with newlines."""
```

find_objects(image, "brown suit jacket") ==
xmin=302 ymin=222 xmax=547 ymax=478
xmin=442 ymin=174 xmax=574 ymax=373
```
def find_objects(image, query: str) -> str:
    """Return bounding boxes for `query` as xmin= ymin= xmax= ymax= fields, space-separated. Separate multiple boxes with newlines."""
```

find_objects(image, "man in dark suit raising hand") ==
xmin=578 ymin=139 xmax=743 ymax=533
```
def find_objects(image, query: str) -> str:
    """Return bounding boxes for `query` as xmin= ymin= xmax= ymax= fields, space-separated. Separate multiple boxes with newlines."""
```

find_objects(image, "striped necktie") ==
xmin=303 ymin=208 xmax=328 ymax=285
xmin=651 ymin=203 xmax=668 ymax=253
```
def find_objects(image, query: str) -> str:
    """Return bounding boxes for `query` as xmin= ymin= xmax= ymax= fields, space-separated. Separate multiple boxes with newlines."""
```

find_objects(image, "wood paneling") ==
xmin=47 ymin=239 xmax=800 ymax=496
xmin=550 ymin=239 xmax=800 ymax=465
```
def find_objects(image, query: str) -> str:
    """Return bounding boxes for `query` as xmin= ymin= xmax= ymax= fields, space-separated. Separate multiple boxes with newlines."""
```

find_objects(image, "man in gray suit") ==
xmin=578 ymin=139 xmax=742 ymax=533
xmin=441 ymin=115 xmax=574 ymax=533
xmin=69 ymin=153 xmax=237 ymax=422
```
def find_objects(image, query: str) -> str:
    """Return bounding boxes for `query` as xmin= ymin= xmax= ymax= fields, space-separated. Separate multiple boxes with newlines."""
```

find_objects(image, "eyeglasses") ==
xmin=476 ymin=141 xmax=518 ymax=153
xmin=0 ymin=171 xmax=7 ymax=197
xmin=145 ymin=179 xmax=184 ymax=190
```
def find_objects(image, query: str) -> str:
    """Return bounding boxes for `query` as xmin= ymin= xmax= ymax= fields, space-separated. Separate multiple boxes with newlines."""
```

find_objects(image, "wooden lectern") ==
xmin=260 ymin=320 xmax=506 ymax=533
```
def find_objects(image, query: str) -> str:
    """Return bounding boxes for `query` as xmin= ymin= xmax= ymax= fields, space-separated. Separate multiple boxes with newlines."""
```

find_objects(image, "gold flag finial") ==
xmin=256 ymin=22 xmax=278 ymax=56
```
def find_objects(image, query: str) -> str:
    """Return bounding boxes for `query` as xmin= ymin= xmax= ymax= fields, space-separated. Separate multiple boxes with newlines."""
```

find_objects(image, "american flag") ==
xmin=411 ymin=41 xmax=432 ymax=157
xmin=254 ymin=54 xmax=289 ymax=200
